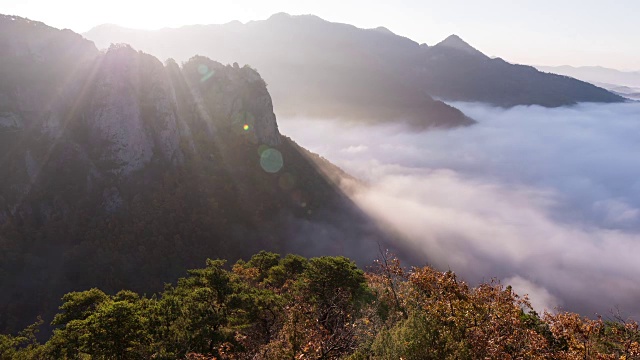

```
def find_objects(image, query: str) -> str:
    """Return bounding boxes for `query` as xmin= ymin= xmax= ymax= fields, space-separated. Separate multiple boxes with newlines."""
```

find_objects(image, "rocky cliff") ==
xmin=0 ymin=29 xmax=284 ymax=230
xmin=0 ymin=15 xmax=280 ymax=179
xmin=0 ymin=16 xmax=389 ymax=334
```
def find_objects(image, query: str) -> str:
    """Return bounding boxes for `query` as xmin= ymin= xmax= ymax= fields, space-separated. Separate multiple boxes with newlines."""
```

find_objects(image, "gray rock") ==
xmin=89 ymin=46 xmax=154 ymax=175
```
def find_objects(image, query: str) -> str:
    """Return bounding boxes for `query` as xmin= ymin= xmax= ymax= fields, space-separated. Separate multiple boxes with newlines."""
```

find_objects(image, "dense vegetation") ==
xmin=2 ymin=251 xmax=638 ymax=359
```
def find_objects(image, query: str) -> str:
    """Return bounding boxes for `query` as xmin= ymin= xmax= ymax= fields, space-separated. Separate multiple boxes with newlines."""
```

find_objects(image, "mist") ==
xmin=278 ymin=102 xmax=640 ymax=318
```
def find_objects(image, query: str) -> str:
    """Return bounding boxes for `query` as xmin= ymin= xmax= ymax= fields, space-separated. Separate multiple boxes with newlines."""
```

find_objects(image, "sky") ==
xmin=1 ymin=0 xmax=639 ymax=70
xmin=278 ymin=101 xmax=640 ymax=317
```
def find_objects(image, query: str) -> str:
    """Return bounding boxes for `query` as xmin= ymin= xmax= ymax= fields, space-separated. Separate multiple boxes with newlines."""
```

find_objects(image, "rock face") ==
xmin=0 ymin=16 xmax=281 ymax=180
xmin=179 ymin=56 xmax=281 ymax=147
xmin=89 ymin=46 xmax=156 ymax=175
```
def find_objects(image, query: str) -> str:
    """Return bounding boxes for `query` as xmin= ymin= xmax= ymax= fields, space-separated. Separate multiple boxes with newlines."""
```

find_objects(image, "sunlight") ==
xmin=1 ymin=3 xmax=640 ymax=358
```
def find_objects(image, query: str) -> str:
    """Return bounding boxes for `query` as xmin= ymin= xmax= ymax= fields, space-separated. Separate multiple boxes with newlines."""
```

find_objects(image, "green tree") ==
xmin=154 ymin=259 xmax=235 ymax=357
xmin=82 ymin=294 xmax=149 ymax=359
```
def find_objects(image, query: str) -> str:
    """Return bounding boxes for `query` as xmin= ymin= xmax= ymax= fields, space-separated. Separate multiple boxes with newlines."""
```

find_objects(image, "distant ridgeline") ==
xmin=0 ymin=15 xmax=394 ymax=334
xmin=84 ymin=12 xmax=624 ymax=117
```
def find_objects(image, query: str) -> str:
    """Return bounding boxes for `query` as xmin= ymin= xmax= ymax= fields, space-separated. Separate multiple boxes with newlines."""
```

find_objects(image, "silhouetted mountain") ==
xmin=0 ymin=15 xmax=395 ymax=334
xmin=85 ymin=13 xmax=624 ymax=112
xmin=433 ymin=34 xmax=486 ymax=57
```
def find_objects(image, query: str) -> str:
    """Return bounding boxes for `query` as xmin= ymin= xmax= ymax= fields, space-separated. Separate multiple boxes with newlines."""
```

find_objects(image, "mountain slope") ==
xmin=0 ymin=15 xmax=394 ymax=334
xmin=85 ymin=13 xmax=624 ymax=111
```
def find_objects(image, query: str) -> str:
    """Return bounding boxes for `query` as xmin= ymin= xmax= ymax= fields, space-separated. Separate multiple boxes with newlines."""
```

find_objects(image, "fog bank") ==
xmin=278 ymin=102 xmax=640 ymax=317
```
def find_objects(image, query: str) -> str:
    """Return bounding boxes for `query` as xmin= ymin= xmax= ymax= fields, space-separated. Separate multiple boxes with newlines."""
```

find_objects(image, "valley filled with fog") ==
xmin=278 ymin=102 xmax=640 ymax=317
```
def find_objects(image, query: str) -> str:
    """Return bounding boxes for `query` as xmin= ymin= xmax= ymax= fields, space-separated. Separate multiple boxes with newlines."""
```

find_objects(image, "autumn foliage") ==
xmin=1 ymin=251 xmax=638 ymax=359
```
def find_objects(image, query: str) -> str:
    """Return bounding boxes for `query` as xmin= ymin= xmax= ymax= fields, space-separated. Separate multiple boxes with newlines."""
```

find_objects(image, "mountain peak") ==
xmin=224 ymin=19 xmax=243 ymax=27
xmin=264 ymin=12 xmax=327 ymax=25
xmin=371 ymin=26 xmax=395 ymax=35
xmin=435 ymin=34 xmax=486 ymax=57
xmin=268 ymin=12 xmax=292 ymax=20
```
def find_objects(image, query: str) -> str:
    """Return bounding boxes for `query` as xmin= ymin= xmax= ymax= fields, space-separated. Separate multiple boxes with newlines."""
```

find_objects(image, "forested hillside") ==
xmin=2 ymin=252 xmax=639 ymax=359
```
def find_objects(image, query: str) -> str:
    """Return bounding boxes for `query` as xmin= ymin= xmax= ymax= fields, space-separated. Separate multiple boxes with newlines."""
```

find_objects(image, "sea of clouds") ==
xmin=278 ymin=102 xmax=640 ymax=318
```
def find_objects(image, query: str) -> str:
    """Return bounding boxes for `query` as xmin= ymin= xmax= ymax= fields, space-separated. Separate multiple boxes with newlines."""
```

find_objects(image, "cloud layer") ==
xmin=278 ymin=102 xmax=640 ymax=318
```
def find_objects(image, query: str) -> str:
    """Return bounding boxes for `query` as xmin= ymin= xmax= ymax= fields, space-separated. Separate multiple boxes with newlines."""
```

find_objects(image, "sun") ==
xmin=1 ymin=0 xmax=260 ymax=32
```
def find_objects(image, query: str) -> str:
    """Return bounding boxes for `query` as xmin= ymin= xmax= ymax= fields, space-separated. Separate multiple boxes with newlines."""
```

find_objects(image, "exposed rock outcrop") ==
xmin=1 ymin=16 xmax=281 ymax=181
xmin=89 ymin=45 xmax=155 ymax=175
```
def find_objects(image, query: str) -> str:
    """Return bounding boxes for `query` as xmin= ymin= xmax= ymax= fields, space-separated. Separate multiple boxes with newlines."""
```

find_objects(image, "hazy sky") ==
xmin=2 ymin=1 xmax=638 ymax=70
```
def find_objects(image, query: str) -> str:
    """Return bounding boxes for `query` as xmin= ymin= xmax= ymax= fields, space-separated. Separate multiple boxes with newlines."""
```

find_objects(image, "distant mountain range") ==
xmin=84 ymin=13 xmax=623 ymax=125
xmin=536 ymin=65 xmax=640 ymax=100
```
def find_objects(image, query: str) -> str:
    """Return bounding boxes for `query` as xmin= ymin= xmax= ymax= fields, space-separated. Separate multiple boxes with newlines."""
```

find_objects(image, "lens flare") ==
xmin=243 ymin=124 xmax=250 ymax=131
xmin=197 ymin=64 xmax=208 ymax=75
xmin=260 ymin=148 xmax=284 ymax=173
xmin=200 ymin=71 xmax=215 ymax=83
xmin=198 ymin=64 xmax=215 ymax=82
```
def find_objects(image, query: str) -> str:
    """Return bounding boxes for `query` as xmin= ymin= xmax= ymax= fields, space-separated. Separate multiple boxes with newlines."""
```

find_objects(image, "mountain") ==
xmin=85 ymin=13 xmax=473 ymax=129
xmin=85 ymin=13 xmax=624 ymax=111
xmin=433 ymin=34 xmax=486 ymax=57
xmin=0 ymin=15 xmax=396 ymax=334
xmin=417 ymin=43 xmax=624 ymax=107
